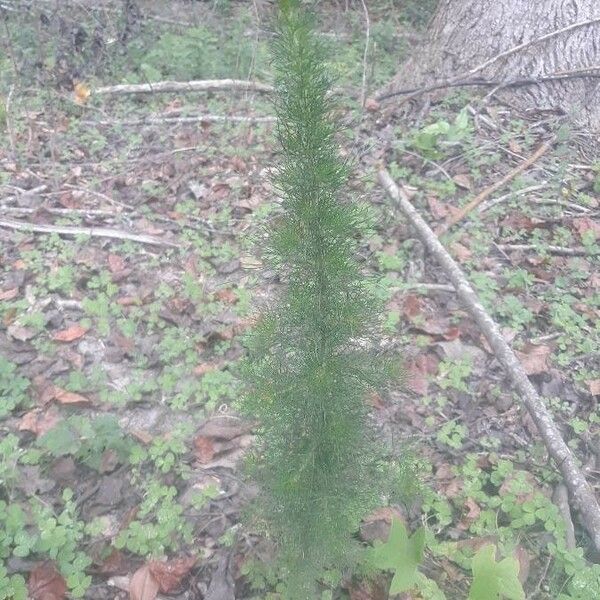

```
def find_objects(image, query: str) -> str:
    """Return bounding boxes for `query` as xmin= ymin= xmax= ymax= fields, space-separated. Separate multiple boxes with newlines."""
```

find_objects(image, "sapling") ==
xmin=242 ymin=0 xmax=398 ymax=595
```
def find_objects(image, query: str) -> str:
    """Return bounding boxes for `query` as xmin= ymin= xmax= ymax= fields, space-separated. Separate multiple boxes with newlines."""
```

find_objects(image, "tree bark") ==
xmin=382 ymin=0 xmax=600 ymax=129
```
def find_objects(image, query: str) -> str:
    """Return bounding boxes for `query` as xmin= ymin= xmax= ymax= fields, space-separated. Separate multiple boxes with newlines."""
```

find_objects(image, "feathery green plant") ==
xmin=242 ymin=0 xmax=399 ymax=595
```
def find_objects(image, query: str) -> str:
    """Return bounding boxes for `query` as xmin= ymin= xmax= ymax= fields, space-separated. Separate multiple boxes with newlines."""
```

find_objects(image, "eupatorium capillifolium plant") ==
xmin=242 ymin=0 xmax=399 ymax=595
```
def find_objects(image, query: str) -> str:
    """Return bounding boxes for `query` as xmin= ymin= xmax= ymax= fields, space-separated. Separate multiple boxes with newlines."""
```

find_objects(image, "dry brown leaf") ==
xmin=131 ymin=429 xmax=153 ymax=445
xmin=129 ymin=565 xmax=159 ymax=600
xmin=573 ymin=217 xmax=600 ymax=239
xmin=28 ymin=562 xmax=67 ymax=600
xmin=193 ymin=362 xmax=218 ymax=376
xmin=148 ymin=556 xmax=197 ymax=593
xmin=427 ymin=196 xmax=450 ymax=219
xmin=19 ymin=406 xmax=61 ymax=437
xmin=453 ymin=173 xmax=472 ymax=190
xmin=108 ymin=253 xmax=126 ymax=274
xmin=7 ymin=323 xmax=37 ymax=341
xmin=403 ymin=294 xmax=424 ymax=319
xmin=0 ymin=287 xmax=19 ymax=300
xmin=215 ymin=288 xmax=238 ymax=304
xmin=587 ymin=380 xmax=600 ymax=396
xmin=193 ymin=436 xmax=216 ymax=464
xmin=515 ymin=344 xmax=552 ymax=375
xmin=406 ymin=353 xmax=439 ymax=396
xmin=364 ymin=97 xmax=380 ymax=112
xmin=458 ymin=497 xmax=481 ymax=530
xmin=73 ymin=81 xmax=91 ymax=105
xmin=52 ymin=325 xmax=87 ymax=342
xmin=53 ymin=387 xmax=91 ymax=406
xmin=360 ymin=506 xmax=405 ymax=543
xmin=450 ymin=241 xmax=472 ymax=262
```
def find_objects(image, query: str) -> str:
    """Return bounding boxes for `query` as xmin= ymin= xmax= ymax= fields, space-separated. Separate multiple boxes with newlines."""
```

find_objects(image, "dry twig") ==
xmin=496 ymin=243 xmax=598 ymax=256
xmin=0 ymin=218 xmax=178 ymax=247
xmin=437 ymin=137 xmax=554 ymax=234
xmin=378 ymin=168 xmax=600 ymax=553
xmin=95 ymin=79 xmax=273 ymax=96
xmin=84 ymin=115 xmax=276 ymax=127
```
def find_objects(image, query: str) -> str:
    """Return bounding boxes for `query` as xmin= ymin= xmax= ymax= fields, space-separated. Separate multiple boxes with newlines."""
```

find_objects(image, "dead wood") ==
xmin=379 ymin=168 xmax=600 ymax=553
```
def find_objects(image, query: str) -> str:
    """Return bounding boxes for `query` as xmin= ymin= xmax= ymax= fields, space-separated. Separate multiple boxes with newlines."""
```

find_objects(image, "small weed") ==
xmin=0 ymin=359 xmax=30 ymax=419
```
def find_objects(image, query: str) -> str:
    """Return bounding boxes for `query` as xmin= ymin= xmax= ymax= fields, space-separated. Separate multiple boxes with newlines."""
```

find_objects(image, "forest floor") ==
xmin=0 ymin=1 xmax=599 ymax=599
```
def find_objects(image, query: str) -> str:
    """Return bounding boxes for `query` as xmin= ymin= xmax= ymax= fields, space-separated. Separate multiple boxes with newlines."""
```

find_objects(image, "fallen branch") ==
xmin=377 ymin=66 xmax=600 ymax=103
xmin=496 ymin=243 xmax=599 ymax=257
xmin=84 ymin=114 xmax=276 ymax=127
xmin=378 ymin=168 xmax=600 ymax=553
xmin=0 ymin=218 xmax=178 ymax=247
xmin=95 ymin=79 xmax=274 ymax=96
xmin=437 ymin=137 xmax=554 ymax=234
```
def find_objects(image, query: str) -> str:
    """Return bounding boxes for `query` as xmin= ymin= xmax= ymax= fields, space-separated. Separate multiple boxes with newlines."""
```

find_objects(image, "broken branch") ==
xmin=379 ymin=168 xmax=600 ymax=553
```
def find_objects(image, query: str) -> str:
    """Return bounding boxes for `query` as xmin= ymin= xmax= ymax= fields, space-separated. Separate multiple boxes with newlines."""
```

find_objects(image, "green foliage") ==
xmin=242 ymin=1 xmax=397 ymax=595
xmin=365 ymin=519 xmax=425 ymax=593
xmin=126 ymin=20 xmax=267 ymax=82
xmin=468 ymin=545 xmax=524 ymax=600
xmin=0 ymin=491 xmax=92 ymax=597
xmin=36 ymin=415 xmax=132 ymax=471
xmin=408 ymin=109 xmax=472 ymax=159
xmin=0 ymin=358 xmax=30 ymax=419
xmin=114 ymin=479 xmax=192 ymax=555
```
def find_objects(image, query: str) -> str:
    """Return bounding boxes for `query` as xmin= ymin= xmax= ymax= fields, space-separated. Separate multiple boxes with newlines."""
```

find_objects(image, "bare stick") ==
xmin=496 ymin=243 xmax=598 ymax=257
xmin=478 ymin=184 xmax=550 ymax=213
xmin=358 ymin=0 xmax=370 ymax=108
xmin=437 ymin=137 xmax=554 ymax=234
xmin=378 ymin=168 xmax=600 ymax=553
xmin=377 ymin=65 xmax=600 ymax=103
xmin=83 ymin=114 xmax=276 ymax=127
xmin=0 ymin=218 xmax=178 ymax=247
xmin=95 ymin=79 xmax=274 ymax=96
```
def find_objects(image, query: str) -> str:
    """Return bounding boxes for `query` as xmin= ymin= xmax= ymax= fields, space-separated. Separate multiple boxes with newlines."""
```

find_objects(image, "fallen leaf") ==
xmin=131 ymin=429 xmax=153 ymax=444
xmin=406 ymin=353 xmax=439 ymax=396
xmin=573 ymin=217 xmax=600 ymax=240
xmin=515 ymin=344 xmax=552 ymax=375
xmin=0 ymin=287 xmax=19 ymax=300
xmin=19 ymin=406 xmax=61 ymax=436
xmin=108 ymin=254 xmax=126 ymax=274
xmin=458 ymin=497 xmax=481 ymax=530
xmin=347 ymin=576 xmax=388 ymax=600
xmin=364 ymin=97 xmax=380 ymax=112
xmin=53 ymin=387 xmax=91 ymax=406
xmin=96 ymin=548 xmax=127 ymax=575
xmin=427 ymin=196 xmax=450 ymax=219
xmin=214 ymin=288 xmax=238 ymax=304
xmin=7 ymin=323 xmax=37 ymax=341
xmin=28 ymin=562 xmax=67 ymax=600
xmin=196 ymin=417 xmax=254 ymax=441
xmin=148 ymin=556 xmax=197 ymax=593
xmin=403 ymin=294 xmax=423 ymax=319
xmin=193 ymin=436 xmax=216 ymax=464
xmin=73 ymin=81 xmax=91 ymax=105
xmin=52 ymin=325 xmax=87 ymax=342
xmin=587 ymin=380 xmax=600 ymax=396
xmin=193 ymin=362 xmax=218 ymax=376
xmin=451 ymin=241 xmax=472 ymax=261
xmin=360 ymin=506 xmax=405 ymax=543
xmin=508 ymin=138 xmax=522 ymax=154
xmin=453 ymin=173 xmax=472 ymax=190
xmin=129 ymin=564 xmax=159 ymax=600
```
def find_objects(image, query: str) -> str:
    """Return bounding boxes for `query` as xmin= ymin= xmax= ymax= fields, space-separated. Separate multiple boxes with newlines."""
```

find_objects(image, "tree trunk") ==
xmin=382 ymin=0 xmax=600 ymax=129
